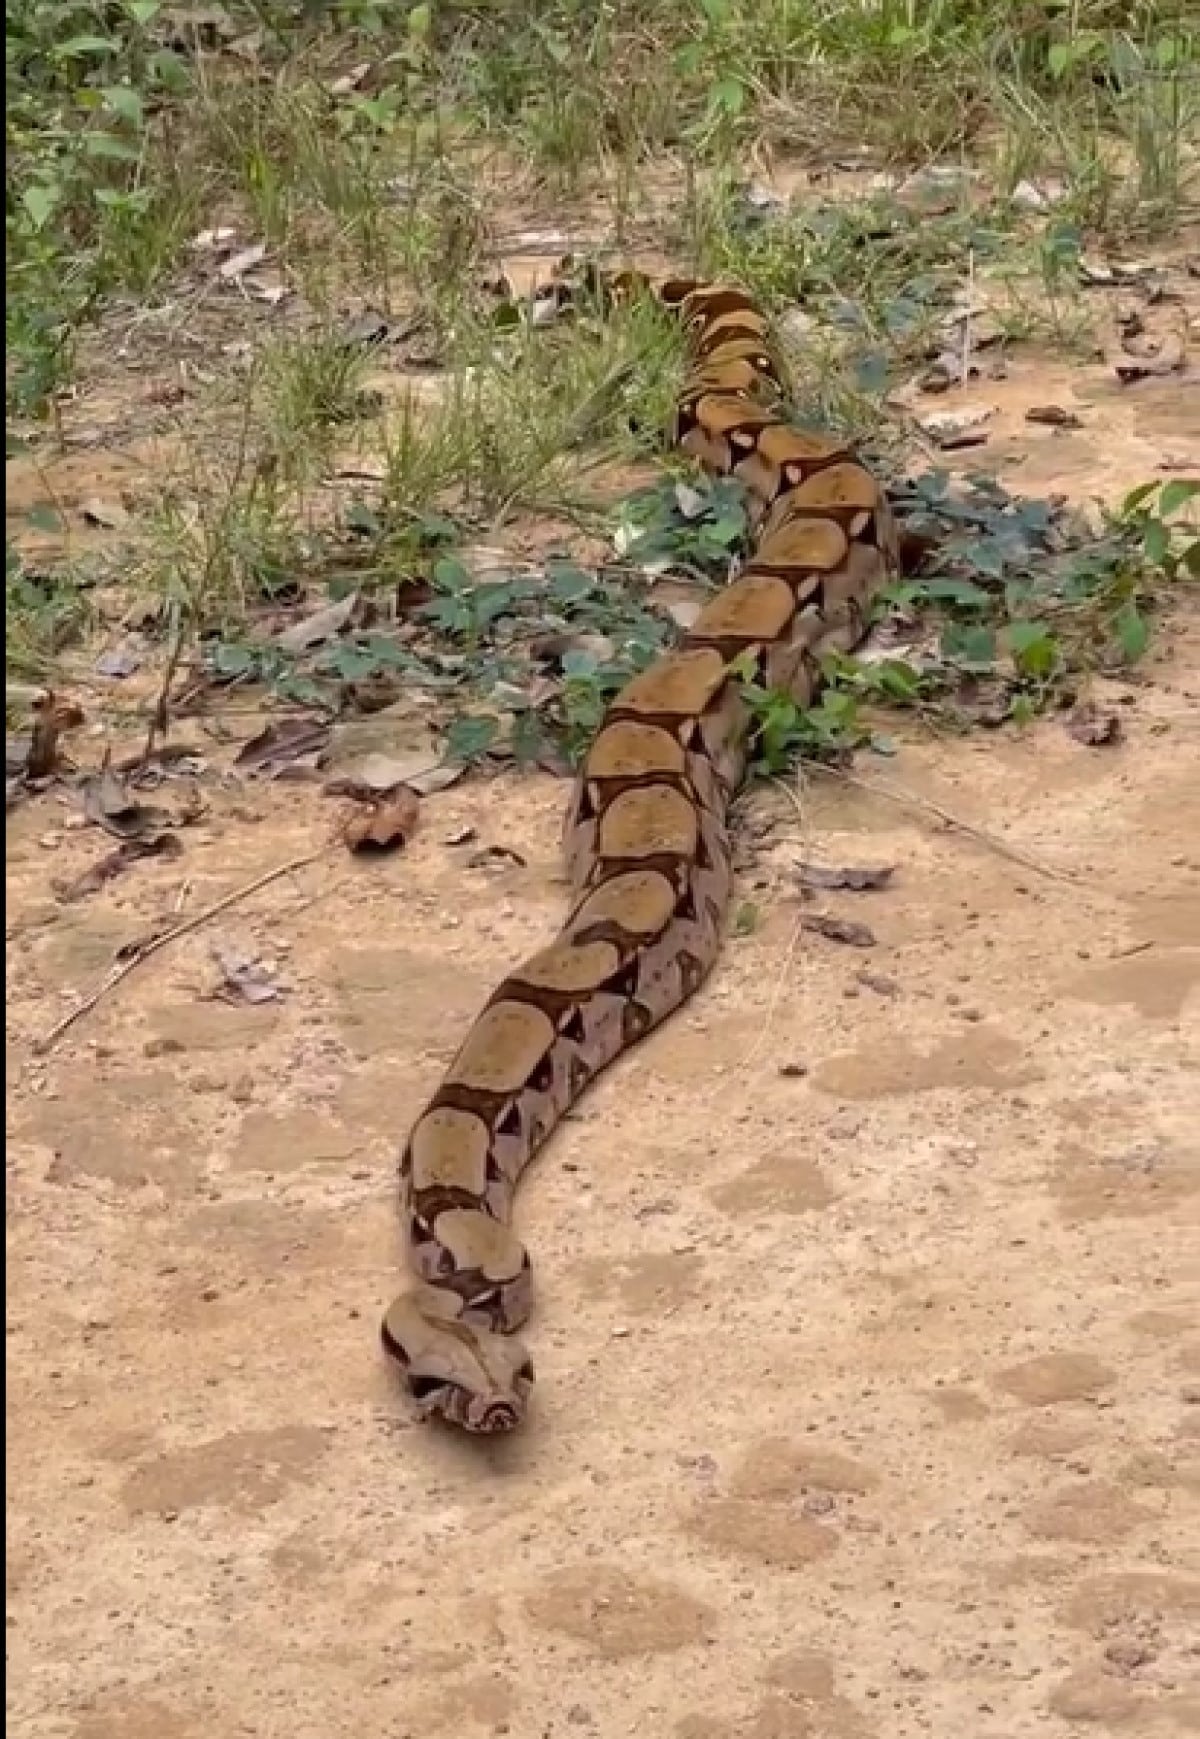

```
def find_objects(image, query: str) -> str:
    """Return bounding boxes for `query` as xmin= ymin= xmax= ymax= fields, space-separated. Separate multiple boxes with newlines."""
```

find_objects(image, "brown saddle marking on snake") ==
xmin=381 ymin=273 xmax=899 ymax=1433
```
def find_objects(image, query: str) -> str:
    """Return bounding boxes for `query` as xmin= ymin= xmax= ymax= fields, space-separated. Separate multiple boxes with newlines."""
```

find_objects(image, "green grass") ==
xmin=5 ymin=0 xmax=1198 ymax=735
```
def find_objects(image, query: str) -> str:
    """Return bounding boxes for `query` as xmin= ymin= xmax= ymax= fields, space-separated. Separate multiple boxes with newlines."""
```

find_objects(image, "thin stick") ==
xmin=33 ymin=847 xmax=330 ymax=1055
xmin=789 ymin=763 xmax=1076 ymax=883
xmin=960 ymin=245 xmax=975 ymax=388
xmin=141 ymin=600 xmax=189 ymax=766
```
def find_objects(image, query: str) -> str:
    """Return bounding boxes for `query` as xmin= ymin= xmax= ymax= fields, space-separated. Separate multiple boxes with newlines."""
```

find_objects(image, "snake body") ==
xmin=382 ymin=275 xmax=899 ymax=1431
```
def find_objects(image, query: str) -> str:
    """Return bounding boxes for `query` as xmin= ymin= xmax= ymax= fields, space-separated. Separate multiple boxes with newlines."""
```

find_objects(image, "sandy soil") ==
xmin=7 ymin=288 xmax=1200 ymax=1737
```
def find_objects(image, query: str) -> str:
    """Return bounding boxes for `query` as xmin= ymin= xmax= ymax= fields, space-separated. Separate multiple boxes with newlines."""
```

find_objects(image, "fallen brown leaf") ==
xmin=325 ymin=752 xmax=464 ymax=799
xmin=218 ymin=241 xmax=268 ymax=281
xmin=23 ymin=691 xmax=84 ymax=781
xmin=274 ymin=591 xmax=358 ymax=654
xmin=210 ymin=939 xmax=285 ymax=1005
xmin=466 ymin=844 xmax=528 ymax=869
xmin=919 ymin=403 xmax=996 ymax=449
xmin=342 ymin=785 xmax=420 ymax=853
xmin=54 ymin=833 xmax=183 ymax=903
xmin=79 ymin=767 xmax=169 ymax=839
xmin=95 ymin=640 xmax=144 ymax=678
xmin=80 ymin=497 xmax=130 ymax=530
xmin=1025 ymin=405 xmax=1083 ymax=429
xmin=796 ymin=861 xmax=895 ymax=892
xmin=1066 ymin=702 xmax=1123 ymax=747
xmin=1114 ymin=331 xmax=1186 ymax=383
xmin=801 ymin=913 xmax=877 ymax=947
xmin=234 ymin=717 xmax=332 ymax=778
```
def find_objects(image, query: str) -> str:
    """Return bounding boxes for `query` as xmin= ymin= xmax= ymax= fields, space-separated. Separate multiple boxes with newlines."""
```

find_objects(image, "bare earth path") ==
xmin=7 ymin=412 xmax=1200 ymax=1736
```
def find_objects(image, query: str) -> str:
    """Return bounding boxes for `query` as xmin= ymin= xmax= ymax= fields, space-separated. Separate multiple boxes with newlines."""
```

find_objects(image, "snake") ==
xmin=381 ymin=271 xmax=900 ymax=1432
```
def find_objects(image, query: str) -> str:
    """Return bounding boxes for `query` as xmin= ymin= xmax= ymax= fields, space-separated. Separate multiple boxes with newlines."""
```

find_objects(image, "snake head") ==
xmin=382 ymin=1289 xmax=534 ymax=1434
xmin=429 ymin=1378 xmax=531 ymax=1435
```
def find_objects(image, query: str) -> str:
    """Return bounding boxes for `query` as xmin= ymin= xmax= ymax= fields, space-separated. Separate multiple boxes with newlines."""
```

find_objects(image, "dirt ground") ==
xmin=7 ymin=323 xmax=1200 ymax=1738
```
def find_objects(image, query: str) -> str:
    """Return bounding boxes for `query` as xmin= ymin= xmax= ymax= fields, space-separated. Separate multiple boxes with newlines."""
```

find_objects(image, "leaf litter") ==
xmin=210 ymin=939 xmax=286 ymax=1005
xmin=234 ymin=717 xmax=332 ymax=778
xmin=341 ymin=784 xmax=420 ymax=854
xmin=79 ymin=767 xmax=172 ymax=840
xmin=800 ymin=914 xmax=878 ymax=948
xmin=54 ymin=834 xmax=184 ymax=904
xmin=796 ymin=861 xmax=896 ymax=892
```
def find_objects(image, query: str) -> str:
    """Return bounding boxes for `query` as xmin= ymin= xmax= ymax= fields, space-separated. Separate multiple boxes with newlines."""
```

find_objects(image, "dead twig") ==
xmin=141 ymin=600 xmax=189 ymax=767
xmin=33 ymin=847 xmax=330 ymax=1055
xmin=782 ymin=766 xmax=1076 ymax=884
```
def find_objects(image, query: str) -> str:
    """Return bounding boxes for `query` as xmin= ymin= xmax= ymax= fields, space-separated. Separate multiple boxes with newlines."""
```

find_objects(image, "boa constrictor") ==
xmin=382 ymin=272 xmax=900 ymax=1432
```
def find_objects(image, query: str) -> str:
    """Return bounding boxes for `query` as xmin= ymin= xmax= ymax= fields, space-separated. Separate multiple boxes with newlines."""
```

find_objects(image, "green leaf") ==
xmin=1158 ymin=478 xmax=1200 ymax=520
xmin=55 ymin=34 xmax=118 ymax=58
xmin=1114 ymin=604 xmax=1150 ymax=664
xmin=126 ymin=0 xmax=163 ymax=22
xmin=1143 ymin=519 xmax=1169 ymax=568
xmin=211 ymin=642 xmax=259 ymax=679
xmin=923 ymin=576 xmax=990 ymax=609
xmin=871 ymin=660 xmax=924 ymax=701
xmin=26 ymin=504 xmax=65 ymax=534
xmin=445 ymin=714 xmax=499 ymax=763
xmin=1008 ymin=620 xmax=1059 ymax=680
xmin=941 ymin=622 xmax=997 ymax=667
xmin=432 ymin=556 xmax=471 ymax=591
xmin=21 ymin=184 xmax=59 ymax=230
xmin=86 ymin=134 xmax=142 ymax=162
xmin=956 ymin=538 xmax=1006 ymax=579
xmin=511 ymin=709 xmax=546 ymax=768
xmin=854 ymin=350 xmax=889 ymax=396
xmin=733 ymin=901 xmax=759 ymax=937
xmin=546 ymin=562 xmax=594 ymax=606
xmin=709 ymin=76 xmax=747 ymax=117
xmin=407 ymin=3 xmax=432 ymax=37
xmin=1120 ymin=480 xmax=1160 ymax=517
xmin=102 ymin=85 xmax=145 ymax=128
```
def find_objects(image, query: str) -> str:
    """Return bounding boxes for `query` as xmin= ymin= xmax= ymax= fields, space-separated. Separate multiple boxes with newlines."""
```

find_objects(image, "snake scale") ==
xmin=382 ymin=271 xmax=900 ymax=1432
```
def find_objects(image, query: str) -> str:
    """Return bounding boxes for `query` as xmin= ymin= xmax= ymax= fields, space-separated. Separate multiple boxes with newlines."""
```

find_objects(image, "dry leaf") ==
xmin=274 ymin=591 xmax=358 ymax=654
xmin=79 ymin=768 xmax=168 ymax=839
xmin=919 ymin=404 xmax=996 ymax=449
xmin=20 ymin=691 xmax=84 ymax=782
xmin=1025 ymin=405 xmax=1082 ymax=429
xmin=234 ymin=717 xmax=332 ymax=778
xmin=192 ymin=226 xmax=239 ymax=252
xmin=340 ymin=309 xmax=391 ymax=347
xmin=530 ymin=629 xmax=616 ymax=667
xmin=1114 ymin=332 xmax=1186 ymax=383
xmin=218 ymin=242 xmax=269 ymax=281
xmin=674 ymin=481 xmax=709 ymax=520
xmin=342 ymin=786 xmax=420 ymax=853
xmin=796 ymin=861 xmax=895 ymax=892
xmin=54 ymin=833 xmax=183 ymax=903
xmin=1066 ymin=702 xmax=1123 ymax=747
xmin=330 ymin=61 xmax=372 ymax=95
xmin=210 ymin=939 xmax=284 ymax=1005
xmin=801 ymin=913 xmax=877 ymax=947
xmin=244 ymin=277 xmax=289 ymax=307
xmin=664 ymin=599 xmax=703 ymax=630
xmin=325 ymin=752 xmax=463 ymax=799
xmin=466 ymin=844 xmax=527 ymax=869
xmin=95 ymin=640 xmax=143 ymax=678
xmin=80 ymin=497 xmax=129 ymax=529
